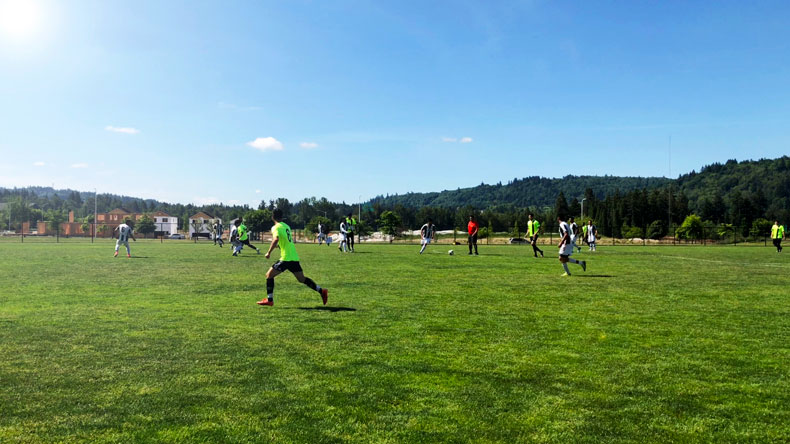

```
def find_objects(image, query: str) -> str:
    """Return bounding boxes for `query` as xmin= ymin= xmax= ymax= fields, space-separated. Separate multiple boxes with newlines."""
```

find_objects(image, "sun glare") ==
xmin=0 ymin=0 xmax=41 ymax=38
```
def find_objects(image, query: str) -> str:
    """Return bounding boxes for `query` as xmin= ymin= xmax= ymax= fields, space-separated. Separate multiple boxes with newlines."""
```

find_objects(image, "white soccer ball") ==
xmin=448 ymin=250 xmax=454 ymax=255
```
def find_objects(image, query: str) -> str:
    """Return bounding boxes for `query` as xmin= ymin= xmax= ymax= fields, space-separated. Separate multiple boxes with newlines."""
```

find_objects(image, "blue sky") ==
xmin=1 ymin=0 xmax=789 ymax=206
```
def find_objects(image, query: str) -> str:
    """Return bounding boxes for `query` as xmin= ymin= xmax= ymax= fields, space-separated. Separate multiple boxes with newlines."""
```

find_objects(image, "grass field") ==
xmin=1 ymin=240 xmax=789 ymax=443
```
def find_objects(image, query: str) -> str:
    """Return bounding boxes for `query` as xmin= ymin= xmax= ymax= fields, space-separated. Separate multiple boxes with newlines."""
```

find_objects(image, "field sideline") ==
xmin=1 ymin=242 xmax=788 ymax=443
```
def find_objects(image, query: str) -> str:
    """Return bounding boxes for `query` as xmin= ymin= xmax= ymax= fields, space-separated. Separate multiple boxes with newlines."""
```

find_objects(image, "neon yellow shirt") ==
xmin=582 ymin=225 xmax=589 ymax=235
xmin=239 ymin=223 xmax=249 ymax=241
xmin=772 ymin=224 xmax=785 ymax=239
xmin=272 ymin=222 xmax=299 ymax=261
xmin=527 ymin=220 xmax=540 ymax=236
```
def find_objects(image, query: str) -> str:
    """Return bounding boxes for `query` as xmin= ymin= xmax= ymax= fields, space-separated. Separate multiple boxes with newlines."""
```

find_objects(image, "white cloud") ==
xmin=441 ymin=137 xmax=457 ymax=143
xmin=71 ymin=163 xmax=88 ymax=168
xmin=33 ymin=161 xmax=45 ymax=167
xmin=460 ymin=137 xmax=473 ymax=143
xmin=255 ymin=189 xmax=261 ymax=194
xmin=300 ymin=142 xmax=319 ymax=149
xmin=247 ymin=137 xmax=283 ymax=152
xmin=105 ymin=126 xmax=140 ymax=135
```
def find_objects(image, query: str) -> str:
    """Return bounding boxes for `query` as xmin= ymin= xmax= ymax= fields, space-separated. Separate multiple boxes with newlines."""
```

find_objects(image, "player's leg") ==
xmin=560 ymin=255 xmax=570 ymax=275
xmin=420 ymin=238 xmax=428 ymax=254
xmin=114 ymin=239 xmax=120 ymax=257
xmin=257 ymin=266 xmax=283 ymax=306
xmin=468 ymin=235 xmax=473 ymax=254
xmin=123 ymin=240 xmax=131 ymax=257
xmin=473 ymin=235 xmax=478 ymax=254
xmin=292 ymin=268 xmax=328 ymax=305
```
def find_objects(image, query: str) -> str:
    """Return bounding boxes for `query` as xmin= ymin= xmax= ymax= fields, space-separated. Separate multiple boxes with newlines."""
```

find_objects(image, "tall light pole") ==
xmin=581 ymin=198 xmax=587 ymax=220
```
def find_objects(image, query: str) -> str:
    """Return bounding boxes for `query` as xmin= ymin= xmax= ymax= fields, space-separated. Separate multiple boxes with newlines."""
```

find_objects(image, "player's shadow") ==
xmin=576 ymin=274 xmax=615 ymax=278
xmin=130 ymin=256 xmax=150 ymax=259
xmin=294 ymin=306 xmax=357 ymax=312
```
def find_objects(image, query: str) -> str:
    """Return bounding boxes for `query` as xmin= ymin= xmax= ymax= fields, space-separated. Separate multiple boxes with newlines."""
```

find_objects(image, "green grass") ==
xmin=1 ymin=241 xmax=788 ymax=443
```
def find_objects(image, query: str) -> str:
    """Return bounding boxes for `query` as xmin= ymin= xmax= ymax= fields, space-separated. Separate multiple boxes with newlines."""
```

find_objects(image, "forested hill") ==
xmin=370 ymin=176 xmax=673 ymax=209
xmin=676 ymin=156 xmax=790 ymax=216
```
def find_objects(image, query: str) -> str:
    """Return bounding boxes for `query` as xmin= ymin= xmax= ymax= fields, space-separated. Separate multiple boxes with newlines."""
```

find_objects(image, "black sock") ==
xmin=304 ymin=277 xmax=319 ymax=292
xmin=266 ymin=278 xmax=274 ymax=299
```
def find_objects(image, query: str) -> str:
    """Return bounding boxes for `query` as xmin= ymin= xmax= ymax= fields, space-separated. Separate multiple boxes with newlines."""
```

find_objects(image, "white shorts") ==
xmin=560 ymin=243 xmax=574 ymax=256
xmin=421 ymin=237 xmax=432 ymax=245
xmin=570 ymin=234 xmax=577 ymax=245
xmin=116 ymin=239 xmax=129 ymax=248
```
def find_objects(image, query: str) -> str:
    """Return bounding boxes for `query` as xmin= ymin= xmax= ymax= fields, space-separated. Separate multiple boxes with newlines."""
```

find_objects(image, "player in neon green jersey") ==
xmin=257 ymin=208 xmax=329 ymax=307
xmin=238 ymin=219 xmax=261 ymax=254
xmin=771 ymin=220 xmax=784 ymax=253
xmin=526 ymin=214 xmax=543 ymax=258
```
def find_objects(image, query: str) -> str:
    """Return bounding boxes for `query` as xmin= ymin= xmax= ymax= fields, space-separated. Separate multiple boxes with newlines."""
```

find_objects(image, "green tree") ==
xmin=677 ymin=214 xmax=704 ymax=241
xmin=45 ymin=209 xmax=66 ymax=237
xmin=555 ymin=192 xmax=570 ymax=218
xmin=136 ymin=214 xmax=156 ymax=238
xmin=512 ymin=221 xmax=520 ymax=238
xmin=243 ymin=209 xmax=273 ymax=239
xmin=98 ymin=224 xmax=109 ymax=237
xmin=377 ymin=211 xmax=401 ymax=238
xmin=646 ymin=220 xmax=666 ymax=239
xmin=749 ymin=218 xmax=772 ymax=239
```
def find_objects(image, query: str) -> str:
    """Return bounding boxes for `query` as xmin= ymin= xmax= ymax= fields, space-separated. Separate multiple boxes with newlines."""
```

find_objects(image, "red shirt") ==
xmin=468 ymin=221 xmax=478 ymax=235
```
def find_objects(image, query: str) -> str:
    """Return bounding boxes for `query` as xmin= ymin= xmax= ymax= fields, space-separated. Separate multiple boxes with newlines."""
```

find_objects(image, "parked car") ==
xmin=168 ymin=233 xmax=185 ymax=239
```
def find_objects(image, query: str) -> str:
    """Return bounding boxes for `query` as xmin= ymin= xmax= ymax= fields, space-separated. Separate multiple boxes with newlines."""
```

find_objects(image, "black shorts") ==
xmin=272 ymin=261 xmax=303 ymax=273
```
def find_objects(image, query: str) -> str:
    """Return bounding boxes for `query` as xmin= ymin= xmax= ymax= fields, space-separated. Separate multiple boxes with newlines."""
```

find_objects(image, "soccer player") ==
xmin=316 ymin=222 xmax=327 ymax=245
xmin=213 ymin=220 xmax=224 ymax=247
xmin=586 ymin=220 xmax=598 ymax=251
xmin=558 ymin=215 xmax=586 ymax=276
xmin=238 ymin=218 xmax=261 ymax=254
xmin=230 ymin=219 xmax=242 ymax=256
xmin=113 ymin=219 xmax=136 ymax=258
xmin=468 ymin=215 xmax=479 ymax=255
xmin=569 ymin=217 xmax=581 ymax=253
xmin=419 ymin=218 xmax=436 ymax=254
xmin=582 ymin=223 xmax=589 ymax=248
xmin=338 ymin=218 xmax=349 ymax=253
xmin=771 ymin=220 xmax=784 ymax=252
xmin=526 ymin=214 xmax=544 ymax=258
xmin=350 ymin=215 xmax=358 ymax=251
xmin=257 ymin=208 xmax=329 ymax=307
xmin=346 ymin=213 xmax=356 ymax=252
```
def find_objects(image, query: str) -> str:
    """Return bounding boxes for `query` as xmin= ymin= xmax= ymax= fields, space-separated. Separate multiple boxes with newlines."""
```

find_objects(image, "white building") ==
xmin=152 ymin=211 xmax=178 ymax=236
xmin=189 ymin=212 xmax=220 ymax=238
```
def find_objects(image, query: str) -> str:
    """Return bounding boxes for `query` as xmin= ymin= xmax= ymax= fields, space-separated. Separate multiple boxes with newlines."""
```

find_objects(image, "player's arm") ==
xmin=264 ymin=236 xmax=278 ymax=259
xmin=472 ymin=225 xmax=478 ymax=236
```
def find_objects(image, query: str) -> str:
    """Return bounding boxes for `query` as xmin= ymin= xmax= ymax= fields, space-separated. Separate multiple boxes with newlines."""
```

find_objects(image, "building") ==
xmin=35 ymin=208 xmax=178 ymax=237
xmin=152 ymin=211 xmax=178 ymax=236
xmin=188 ymin=212 xmax=220 ymax=238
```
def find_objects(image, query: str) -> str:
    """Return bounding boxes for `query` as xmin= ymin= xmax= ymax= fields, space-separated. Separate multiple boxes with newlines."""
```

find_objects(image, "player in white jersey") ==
xmin=338 ymin=219 xmax=349 ymax=253
xmin=213 ymin=221 xmax=224 ymax=247
xmin=230 ymin=220 xmax=242 ymax=256
xmin=419 ymin=219 xmax=436 ymax=254
xmin=114 ymin=219 xmax=136 ymax=258
xmin=316 ymin=222 xmax=328 ymax=245
xmin=557 ymin=215 xmax=586 ymax=276
xmin=569 ymin=217 xmax=581 ymax=253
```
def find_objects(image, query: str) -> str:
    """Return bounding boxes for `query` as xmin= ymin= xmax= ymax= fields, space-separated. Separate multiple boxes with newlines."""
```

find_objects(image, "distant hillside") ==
xmin=371 ymin=176 xmax=673 ymax=209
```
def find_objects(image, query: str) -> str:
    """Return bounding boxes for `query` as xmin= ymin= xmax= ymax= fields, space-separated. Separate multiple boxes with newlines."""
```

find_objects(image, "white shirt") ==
xmin=421 ymin=223 xmax=435 ymax=239
xmin=558 ymin=221 xmax=571 ymax=245
xmin=340 ymin=221 xmax=348 ymax=234
xmin=117 ymin=224 xmax=133 ymax=242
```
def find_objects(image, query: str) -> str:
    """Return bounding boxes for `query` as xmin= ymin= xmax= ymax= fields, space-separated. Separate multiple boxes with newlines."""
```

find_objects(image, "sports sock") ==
xmin=569 ymin=258 xmax=579 ymax=264
xmin=266 ymin=278 xmax=274 ymax=299
xmin=420 ymin=243 xmax=427 ymax=254
xmin=563 ymin=263 xmax=571 ymax=274
xmin=304 ymin=278 xmax=319 ymax=292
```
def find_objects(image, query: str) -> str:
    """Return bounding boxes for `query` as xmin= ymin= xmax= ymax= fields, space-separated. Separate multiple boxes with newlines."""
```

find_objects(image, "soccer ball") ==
xmin=448 ymin=250 xmax=454 ymax=255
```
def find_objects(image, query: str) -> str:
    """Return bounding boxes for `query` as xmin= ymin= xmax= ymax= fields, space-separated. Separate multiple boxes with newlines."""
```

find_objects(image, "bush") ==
xmin=622 ymin=223 xmax=643 ymax=239
xmin=646 ymin=220 xmax=666 ymax=239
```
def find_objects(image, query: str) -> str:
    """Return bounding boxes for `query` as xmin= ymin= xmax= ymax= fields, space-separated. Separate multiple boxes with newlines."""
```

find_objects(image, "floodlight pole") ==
xmin=581 ymin=198 xmax=587 ymax=220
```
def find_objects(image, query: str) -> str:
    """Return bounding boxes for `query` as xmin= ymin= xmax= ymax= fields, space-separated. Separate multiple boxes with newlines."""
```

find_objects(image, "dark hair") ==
xmin=428 ymin=218 xmax=433 ymax=223
xmin=273 ymin=208 xmax=283 ymax=220
xmin=235 ymin=219 xmax=241 ymax=226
